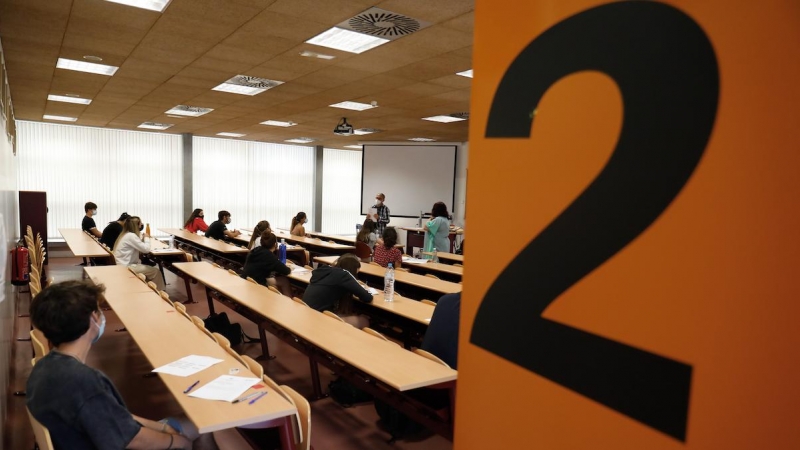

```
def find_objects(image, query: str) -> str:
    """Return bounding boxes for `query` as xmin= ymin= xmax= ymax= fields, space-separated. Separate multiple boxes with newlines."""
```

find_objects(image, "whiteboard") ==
xmin=361 ymin=144 xmax=457 ymax=217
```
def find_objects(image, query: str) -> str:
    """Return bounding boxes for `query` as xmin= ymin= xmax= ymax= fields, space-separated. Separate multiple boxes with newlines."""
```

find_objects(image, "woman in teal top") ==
xmin=424 ymin=202 xmax=451 ymax=257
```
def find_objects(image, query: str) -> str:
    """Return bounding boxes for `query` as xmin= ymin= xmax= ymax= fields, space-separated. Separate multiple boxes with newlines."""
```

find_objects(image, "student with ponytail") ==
xmin=290 ymin=212 xmax=307 ymax=237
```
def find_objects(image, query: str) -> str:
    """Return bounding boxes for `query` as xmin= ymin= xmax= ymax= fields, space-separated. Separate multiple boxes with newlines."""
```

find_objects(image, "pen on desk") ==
xmin=183 ymin=380 xmax=200 ymax=394
xmin=248 ymin=392 xmax=268 ymax=405
xmin=232 ymin=392 xmax=261 ymax=404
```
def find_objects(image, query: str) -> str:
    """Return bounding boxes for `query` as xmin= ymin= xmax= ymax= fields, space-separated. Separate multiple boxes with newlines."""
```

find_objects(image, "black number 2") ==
xmin=470 ymin=1 xmax=718 ymax=441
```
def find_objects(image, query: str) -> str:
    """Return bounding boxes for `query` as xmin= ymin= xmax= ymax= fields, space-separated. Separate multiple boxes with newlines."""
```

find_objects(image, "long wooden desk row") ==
xmin=83 ymin=265 xmax=299 ymax=449
xmin=173 ymin=261 xmax=457 ymax=439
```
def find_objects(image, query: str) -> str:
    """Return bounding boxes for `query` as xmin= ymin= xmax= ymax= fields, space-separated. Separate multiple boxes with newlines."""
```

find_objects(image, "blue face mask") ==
xmin=92 ymin=312 xmax=106 ymax=344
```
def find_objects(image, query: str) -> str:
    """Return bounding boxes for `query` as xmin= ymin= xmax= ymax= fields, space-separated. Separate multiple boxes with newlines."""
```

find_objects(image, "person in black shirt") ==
xmin=421 ymin=292 xmax=461 ymax=369
xmin=99 ymin=212 xmax=130 ymax=250
xmin=241 ymin=231 xmax=292 ymax=295
xmin=27 ymin=281 xmax=197 ymax=449
xmin=303 ymin=254 xmax=373 ymax=312
xmin=205 ymin=210 xmax=241 ymax=240
xmin=81 ymin=201 xmax=102 ymax=238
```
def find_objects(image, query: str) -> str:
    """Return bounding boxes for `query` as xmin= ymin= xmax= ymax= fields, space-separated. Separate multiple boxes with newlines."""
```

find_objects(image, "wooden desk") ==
xmin=83 ymin=266 xmax=298 ymax=440
xmin=401 ymin=226 xmax=463 ymax=255
xmin=59 ymin=228 xmax=110 ymax=258
xmin=421 ymin=251 xmax=464 ymax=264
xmin=273 ymin=230 xmax=355 ymax=253
xmin=401 ymin=256 xmax=463 ymax=280
xmin=304 ymin=231 xmax=355 ymax=245
xmin=314 ymin=256 xmax=462 ymax=297
xmin=160 ymin=228 xmax=248 ymax=254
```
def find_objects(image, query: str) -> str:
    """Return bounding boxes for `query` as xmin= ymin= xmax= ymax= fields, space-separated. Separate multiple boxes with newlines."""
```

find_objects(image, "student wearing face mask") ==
xmin=113 ymin=216 xmax=165 ymax=291
xmin=82 ymin=201 xmax=102 ymax=238
xmin=248 ymin=220 xmax=271 ymax=250
xmin=370 ymin=193 xmax=390 ymax=236
xmin=27 ymin=281 xmax=198 ymax=449
xmin=241 ymin=231 xmax=292 ymax=296
xmin=183 ymin=208 xmax=208 ymax=234
xmin=290 ymin=212 xmax=308 ymax=237
xmin=205 ymin=210 xmax=241 ymax=240
xmin=99 ymin=212 xmax=130 ymax=250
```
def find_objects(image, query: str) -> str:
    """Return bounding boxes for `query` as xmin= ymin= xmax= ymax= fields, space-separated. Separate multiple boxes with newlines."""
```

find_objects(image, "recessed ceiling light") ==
xmin=329 ymin=101 xmax=376 ymax=111
xmin=353 ymin=128 xmax=382 ymax=135
xmin=409 ymin=137 xmax=436 ymax=142
xmin=138 ymin=122 xmax=173 ymax=130
xmin=43 ymin=115 xmax=77 ymax=122
xmin=456 ymin=69 xmax=473 ymax=78
xmin=299 ymin=50 xmax=336 ymax=60
xmin=212 ymin=75 xmax=284 ymax=96
xmin=344 ymin=145 xmax=362 ymax=149
xmin=164 ymin=105 xmax=214 ymax=117
xmin=260 ymin=120 xmax=296 ymax=127
xmin=56 ymin=58 xmax=119 ymax=76
xmin=48 ymin=94 xmax=92 ymax=105
xmin=216 ymin=132 xmax=246 ymax=138
xmin=83 ymin=55 xmax=103 ymax=62
xmin=104 ymin=0 xmax=172 ymax=12
xmin=306 ymin=27 xmax=389 ymax=54
xmin=285 ymin=138 xmax=316 ymax=144
xmin=422 ymin=115 xmax=467 ymax=123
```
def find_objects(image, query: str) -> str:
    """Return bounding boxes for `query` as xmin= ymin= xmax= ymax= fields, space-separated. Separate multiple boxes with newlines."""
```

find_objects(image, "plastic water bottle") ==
xmin=432 ymin=248 xmax=439 ymax=263
xmin=384 ymin=263 xmax=395 ymax=302
xmin=278 ymin=239 xmax=287 ymax=264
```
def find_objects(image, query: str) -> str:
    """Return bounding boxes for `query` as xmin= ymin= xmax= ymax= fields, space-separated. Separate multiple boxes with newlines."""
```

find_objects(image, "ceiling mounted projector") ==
xmin=334 ymin=117 xmax=354 ymax=136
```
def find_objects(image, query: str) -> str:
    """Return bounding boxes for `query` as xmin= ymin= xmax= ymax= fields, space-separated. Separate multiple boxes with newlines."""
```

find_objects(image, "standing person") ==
xmin=205 ymin=211 xmax=241 ymax=240
xmin=356 ymin=218 xmax=378 ymax=250
xmin=241 ymin=231 xmax=292 ymax=296
xmin=183 ymin=208 xmax=208 ymax=234
xmin=99 ymin=212 xmax=130 ymax=250
xmin=372 ymin=227 xmax=402 ymax=268
xmin=27 ymin=281 xmax=197 ymax=449
xmin=82 ymin=202 xmax=102 ymax=238
xmin=424 ymin=202 xmax=451 ymax=256
xmin=113 ymin=216 xmax=164 ymax=291
xmin=303 ymin=254 xmax=373 ymax=312
xmin=248 ymin=220 xmax=271 ymax=249
xmin=290 ymin=212 xmax=307 ymax=237
xmin=370 ymin=193 xmax=391 ymax=236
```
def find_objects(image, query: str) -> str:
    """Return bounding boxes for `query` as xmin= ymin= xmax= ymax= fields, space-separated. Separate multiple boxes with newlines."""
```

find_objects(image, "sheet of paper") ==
xmin=151 ymin=355 xmax=224 ymax=377
xmin=291 ymin=265 xmax=310 ymax=273
xmin=367 ymin=287 xmax=380 ymax=295
xmin=402 ymin=256 xmax=429 ymax=265
xmin=188 ymin=375 xmax=261 ymax=402
xmin=369 ymin=207 xmax=377 ymax=217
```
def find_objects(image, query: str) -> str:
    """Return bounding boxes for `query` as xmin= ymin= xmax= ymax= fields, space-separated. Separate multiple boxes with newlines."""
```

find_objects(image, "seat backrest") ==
xmin=147 ymin=281 xmax=158 ymax=291
xmin=424 ymin=273 xmax=440 ymax=280
xmin=453 ymin=263 xmax=463 ymax=267
xmin=246 ymin=277 xmax=258 ymax=285
xmin=27 ymin=407 xmax=55 ymax=450
xmin=213 ymin=332 xmax=231 ymax=348
xmin=136 ymin=273 xmax=147 ymax=282
xmin=267 ymin=285 xmax=282 ymax=296
xmin=292 ymin=297 xmax=308 ymax=307
xmin=323 ymin=311 xmax=345 ymax=322
xmin=281 ymin=385 xmax=311 ymax=450
xmin=241 ymin=354 xmax=264 ymax=378
xmin=413 ymin=348 xmax=450 ymax=368
xmin=174 ymin=303 xmax=191 ymax=320
xmin=191 ymin=316 xmax=217 ymax=343
xmin=354 ymin=241 xmax=372 ymax=260
xmin=420 ymin=299 xmax=437 ymax=306
xmin=31 ymin=328 xmax=49 ymax=362
xmin=159 ymin=291 xmax=173 ymax=306
xmin=225 ymin=347 xmax=248 ymax=368
xmin=363 ymin=327 xmax=389 ymax=341
xmin=227 ymin=269 xmax=238 ymax=276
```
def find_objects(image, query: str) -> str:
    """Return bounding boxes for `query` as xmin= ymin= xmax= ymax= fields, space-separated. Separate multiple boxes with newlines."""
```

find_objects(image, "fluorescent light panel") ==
xmin=138 ymin=122 xmax=173 ymax=130
xmin=56 ymin=58 xmax=119 ymax=76
xmin=285 ymin=138 xmax=315 ymax=144
xmin=216 ymin=132 xmax=246 ymax=137
xmin=105 ymin=0 xmax=171 ymax=12
xmin=260 ymin=120 xmax=296 ymax=127
xmin=422 ymin=115 xmax=467 ymax=123
xmin=299 ymin=50 xmax=336 ymax=60
xmin=344 ymin=145 xmax=362 ymax=149
xmin=306 ymin=27 xmax=389 ymax=54
xmin=164 ymin=105 xmax=214 ymax=117
xmin=456 ymin=69 xmax=473 ymax=78
xmin=43 ymin=115 xmax=77 ymax=122
xmin=353 ymin=128 xmax=381 ymax=135
xmin=409 ymin=137 xmax=436 ymax=142
xmin=329 ymin=101 xmax=376 ymax=111
xmin=48 ymin=94 xmax=92 ymax=105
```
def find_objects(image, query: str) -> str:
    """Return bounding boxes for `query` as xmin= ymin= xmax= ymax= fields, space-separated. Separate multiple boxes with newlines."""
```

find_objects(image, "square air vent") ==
xmin=165 ymin=105 xmax=214 ymax=117
xmin=213 ymin=75 xmax=283 ymax=96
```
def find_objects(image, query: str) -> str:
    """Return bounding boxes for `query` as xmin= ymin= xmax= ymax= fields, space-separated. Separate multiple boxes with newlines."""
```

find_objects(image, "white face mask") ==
xmin=92 ymin=209 xmax=97 ymax=215
xmin=375 ymin=199 xmax=382 ymax=206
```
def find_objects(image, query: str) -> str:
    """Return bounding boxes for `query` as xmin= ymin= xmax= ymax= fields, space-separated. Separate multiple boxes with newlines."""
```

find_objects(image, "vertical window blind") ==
xmin=192 ymin=137 xmax=314 ymax=233
xmin=321 ymin=148 xmax=362 ymax=234
xmin=16 ymin=121 xmax=183 ymax=240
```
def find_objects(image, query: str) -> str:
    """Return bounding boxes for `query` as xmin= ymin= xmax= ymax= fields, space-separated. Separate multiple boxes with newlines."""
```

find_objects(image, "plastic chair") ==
xmin=292 ymin=297 xmax=308 ymax=307
xmin=147 ymin=281 xmax=158 ymax=291
xmin=241 ymin=354 xmax=264 ymax=378
xmin=246 ymin=277 xmax=258 ymax=284
xmin=159 ymin=291 xmax=174 ymax=306
xmin=420 ymin=299 xmax=437 ymax=306
xmin=323 ymin=311 xmax=345 ymax=322
xmin=31 ymin=329 xmax=49 ymax=364
xmin=354 ymin=241 xmax=372 ymax=261
xmin=413 ymin=348 xmax=450 ymax=368
xmin=27 ymin=407 xmax=54 ymax=450
xmin=267 ymin=285 xmax=282 ymax=296
xmin=227 ymin=269 xmax=238 ymax=276
xmin=213 ymin=332 xmax=231 ymax=348
xmin=225 ymin=346 xmax=249 ymax=368
xmin=282 ymin=385 xmax=312 ymax=450
xmin=424 ymin=273 xmax=440 ymax=280
xmin=174 ymin=303 xmax=191 ymax=320
xmin=136 ymin=273 xmax=147 ymax=282
xmin=190 ymin=316 xmax=217 ymax=343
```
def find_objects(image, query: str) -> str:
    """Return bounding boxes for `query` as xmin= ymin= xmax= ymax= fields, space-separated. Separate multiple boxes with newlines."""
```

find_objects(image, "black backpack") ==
xmin=374 ymin=399 xmax=423 ymax=443
xmin=204 ymin=312 xmax=256 ymax=346
xmin=327 ymin=377 xmax=372 ymax=408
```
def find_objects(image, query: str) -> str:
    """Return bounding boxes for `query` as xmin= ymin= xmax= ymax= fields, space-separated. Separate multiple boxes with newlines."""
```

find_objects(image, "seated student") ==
xmin=99 ymin=212 xmax=130 ymax=250
xmin=241 ymin=231 xmax=292 ymax=296
xmin=421 ymin=292 xmax=461 ymax=369
xmin=248 ymin=220 xmax=271 ymax=250
xmin=290 ymin=212 xmax=307 ymax=237
xmin=356 ymin=218 xmax=378 ymax=250
xmin=372 ymin=227 xmax=402 ymax=268
xmin=81 ymin=201 xmax=102 ymax=238
xmin=27 ymin=281 xmax=197 ymax=449
xmin=183 ymin=208 xmax=208 ymax=234
xmin=205 ymin=210 xmax=241 ymax=240
xmin=303 ymin=254 xmax=373 ymax=312
xmin=113 ymin=216 xmax=165 ymax=291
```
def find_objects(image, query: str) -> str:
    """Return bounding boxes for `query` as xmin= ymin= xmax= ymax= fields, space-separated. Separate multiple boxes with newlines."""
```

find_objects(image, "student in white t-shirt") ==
xmin=113 ymin=216 xmax=164 ymax=290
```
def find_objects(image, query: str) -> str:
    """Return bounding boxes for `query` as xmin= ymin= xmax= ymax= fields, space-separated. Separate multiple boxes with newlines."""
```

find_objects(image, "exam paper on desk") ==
xmin=152 ymin=355 xmax=224 ymax=377
xmin=189 ymin=375 xmax=261 ymax=402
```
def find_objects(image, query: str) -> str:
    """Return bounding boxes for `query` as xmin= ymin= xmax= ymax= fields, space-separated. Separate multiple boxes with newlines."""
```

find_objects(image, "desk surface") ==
xmin=401 ymin=227 xmax=464 ymax=235
xmin=304 ymin=231 xmax=355 ymax=244
xmin=174 ymin=262 xmax=456 ymax=391
xmin=272 ymin=230 xmax=355 ymax=251
xmin=84 ymin=265 xmax=296 ymax=433
xmin=314 ymin=256 xmax=462 ymax=295
xmin=401 ymin=257 xmax=463 ymax=277
xmin=59 ymin=228 xmax=110 ymax=257
xmin=421 ymin=251 xmax=464 ymax=263
xmin=232 ymin=233 xmax=305 ymax=252
xmin=160 ymin=228 xmax=249 ymax=254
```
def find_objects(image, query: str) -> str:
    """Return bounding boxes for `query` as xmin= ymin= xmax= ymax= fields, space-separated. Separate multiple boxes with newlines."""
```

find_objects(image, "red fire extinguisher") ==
xmin=11 ymin=239 xmax=30 ymax=286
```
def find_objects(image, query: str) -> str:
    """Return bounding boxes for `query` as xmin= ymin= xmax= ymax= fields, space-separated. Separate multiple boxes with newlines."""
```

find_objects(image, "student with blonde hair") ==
xmin=113 ymin=216 xmax=164 ymax=290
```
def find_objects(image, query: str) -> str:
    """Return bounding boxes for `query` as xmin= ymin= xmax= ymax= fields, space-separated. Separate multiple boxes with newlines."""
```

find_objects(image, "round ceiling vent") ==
xmin=349 ymin=12 xmax=420 ymax=37
xmin=228 ymin=75 xmax=282 ymax=89
xmin=450 ymin=112 xmax=470 ymax=120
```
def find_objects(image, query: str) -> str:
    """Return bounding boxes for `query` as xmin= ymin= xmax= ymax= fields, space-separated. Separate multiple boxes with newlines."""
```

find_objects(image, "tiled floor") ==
xmin=5 ymin=257 xmax=452 ymax=450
